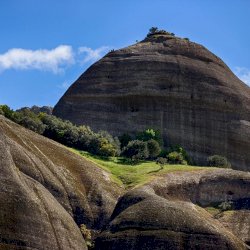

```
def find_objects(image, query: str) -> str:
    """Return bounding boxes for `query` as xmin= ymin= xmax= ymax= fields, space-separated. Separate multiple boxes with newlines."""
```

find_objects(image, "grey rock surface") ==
xmin=0 ymin=115 xmax=122 ymax=249
xmin=95 ymin=169 xmax=250 ymax=249
xmin=53 ymin=34 xmax=250 ymax=171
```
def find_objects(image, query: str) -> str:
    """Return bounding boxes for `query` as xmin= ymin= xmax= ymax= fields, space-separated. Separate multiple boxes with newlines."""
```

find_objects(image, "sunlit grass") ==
xmin=71 ymin=148 xmax=213 ymax=189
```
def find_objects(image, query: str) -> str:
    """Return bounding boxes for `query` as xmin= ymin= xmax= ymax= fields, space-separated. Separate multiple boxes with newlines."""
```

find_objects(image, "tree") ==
xmin=122 ymin=140 xmax=148 ymax=161
xmin=147 ymin=139 xmax=161 ymax=158
xmin=136 ymin=128 xmax=163 ymax=146
xmin=147 ymin=27 xmax=159 ymax=37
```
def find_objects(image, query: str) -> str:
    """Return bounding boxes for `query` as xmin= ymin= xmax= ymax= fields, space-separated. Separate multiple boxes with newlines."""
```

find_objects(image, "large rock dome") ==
xmin=53 ymin=33 xmax=250 ymax=170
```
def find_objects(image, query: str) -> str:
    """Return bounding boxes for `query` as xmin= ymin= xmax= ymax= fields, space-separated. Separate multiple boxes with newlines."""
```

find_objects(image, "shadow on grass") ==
xmin=147 ymin=165 xmax=164 ymax=174
xmin=78 ymin=150 xmax=148 ymax=166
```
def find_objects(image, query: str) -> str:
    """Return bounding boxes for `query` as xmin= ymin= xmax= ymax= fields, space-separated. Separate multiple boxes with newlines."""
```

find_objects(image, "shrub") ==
xmin=147 ymin=27 xmax=159 ymax=36
xmin=97 ymin=130 xmax=121 ymax=156
xmin=136 ymin=128 xmax=163 ymax=146
xmin=0 ymin=105 xmax=15 ymax=120
xmin=80 ymin=224 xmax=93 ymax=248
xmin=97 ymin=137 xmax=117 ymax=157
xmin=207 ymin=155 xmax=231 ymax=168
xmin=147 ymin=139 xmax=161 ymax=158
xmin=184 ymin=37 xmax=190 ymax=41
xmin=218 ymin=201 xmax=233 ymax=211
xmin=77 ymin=125 xmax=95 ymax=150
xmin=19 ymin=116 xmax=46 ymax=134
xmin=167 ymin=145 xmax=191 ymax=164
xmin=167 ymin=151 xmax=187 ymax=165
xmin=122 ymin=140 xmax=148 ymax=161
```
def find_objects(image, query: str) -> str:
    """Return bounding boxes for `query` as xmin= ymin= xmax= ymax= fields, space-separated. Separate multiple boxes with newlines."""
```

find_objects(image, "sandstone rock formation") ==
xmin=0 ymin=115 xmax=122 ymax=249
xmin=53 ymin=33 xmax=250 ymax=171
xmin=0 ymin=115 xmax=250 ymax=249
xmin=95 ymin=170 xmax=250 ymax=250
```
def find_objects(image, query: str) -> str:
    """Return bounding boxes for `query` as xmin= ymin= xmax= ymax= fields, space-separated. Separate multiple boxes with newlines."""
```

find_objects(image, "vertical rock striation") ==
xmin=53 ymin=34 xmax=250 ymax=170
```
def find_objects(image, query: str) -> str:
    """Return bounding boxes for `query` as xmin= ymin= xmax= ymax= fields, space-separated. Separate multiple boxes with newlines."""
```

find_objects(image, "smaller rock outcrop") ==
xmin=95 ymin=170 xmax=250 ymax=249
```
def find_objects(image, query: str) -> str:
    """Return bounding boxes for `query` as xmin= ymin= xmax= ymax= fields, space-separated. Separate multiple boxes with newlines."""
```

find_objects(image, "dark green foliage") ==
xmin=119 ymin=133 xmax=132 ymax=149
xmin=148 ymin=27 xmax=159 ymax=35
xmin=0 ymin=106 xmax=45 ymax=134
xmin=77 ymin=125 xmax=96 ymax=150
xmin=184 ymin=38 xmax=190 ymax=41
xmin=136 ymin=128 xmax=163 ymax=146
xmin=19 ymin=116 xmax=45 ymax=134
xmin=122 ymin=140 xmax=149 ymax=161
xmin=0 ymin=105 xmax=15 ymax=119
xmin=147 ymin=139 xmax=161 ymax=158
xmin=147 ymin=27 xmax=172 ymax=37
xmin=39 ymin=114 xmax=120 ymax=157
xmin=207 ymin=155 xmax=231 ymax=168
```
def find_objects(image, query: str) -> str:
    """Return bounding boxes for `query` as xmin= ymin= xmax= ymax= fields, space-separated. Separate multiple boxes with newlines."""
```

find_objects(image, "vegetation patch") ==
xmin=72 ymin=149 xmax=211 ymax=189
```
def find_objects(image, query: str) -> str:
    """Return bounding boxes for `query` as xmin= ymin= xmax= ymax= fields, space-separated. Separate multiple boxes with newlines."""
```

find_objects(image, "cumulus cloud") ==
xmin=78 ymin=46 xmax=110 ymax=63
xmin=235 ymin=67 xmax=250 ymax=86
xmin=0 ymin=45 xmax=74 ymax=73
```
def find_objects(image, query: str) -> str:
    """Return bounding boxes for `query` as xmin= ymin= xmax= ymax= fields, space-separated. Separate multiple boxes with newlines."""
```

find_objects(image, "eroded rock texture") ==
xmin=53 ymin=34 xmax=250 ymax=170
xmin=95 ymin=170 xmax=250 ymax=250
xmin=0 ymin=116 xmax=122 ymax=249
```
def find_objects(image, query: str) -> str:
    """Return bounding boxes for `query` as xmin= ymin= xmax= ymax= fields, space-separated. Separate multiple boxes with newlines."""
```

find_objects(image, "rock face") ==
xmin=95 ymin=170 xmax=250 ymax=250
xmin=53 ymin=33 xmax=250 ymax=171
xmin=1 ymin=115 xmax=250 ymax=249
xmin=0 ymin=115 xmax=122 ymax=249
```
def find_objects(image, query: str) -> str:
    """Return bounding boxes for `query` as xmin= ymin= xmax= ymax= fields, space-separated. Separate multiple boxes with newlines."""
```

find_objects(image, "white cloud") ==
xmin=235 ymin=67 xmax=250 ymax=86
xmin=78 ymin=46 xmax=110 ymax=63
xmin=0 ymin=45 xmax=74 ymax=74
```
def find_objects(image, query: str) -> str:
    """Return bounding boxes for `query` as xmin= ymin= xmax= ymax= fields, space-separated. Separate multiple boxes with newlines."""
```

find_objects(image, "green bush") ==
xmin=19 ymin=116 xmax=45 ymax=134
xmin=97 ymin=137 xmax=117 ymax=157
xmin=147 ymin=139 xmax=161 ymax=158
xmin=167 ymin=151 xmax=187 ymax=165
xmin=136 ymin=128 xmax=163 ymax=146
xmin=207 ymin=155 xmax=231 ymax=168
xmin=122 ymin=140 xmax=149 ymax=161
xmin=80 ymin=224 xmax=93 ymax=248
xmin=0 ymin=105 xmax=15 ymax=120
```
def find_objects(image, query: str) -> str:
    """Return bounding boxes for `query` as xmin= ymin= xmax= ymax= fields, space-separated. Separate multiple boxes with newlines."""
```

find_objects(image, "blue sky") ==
xmin=0 ymin=0 xmax=250 ymax=109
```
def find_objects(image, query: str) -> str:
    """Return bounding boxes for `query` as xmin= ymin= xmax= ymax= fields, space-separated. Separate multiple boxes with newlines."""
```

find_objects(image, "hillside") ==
xmin=0 ymin=115 xmax=249 ymax=249
xmin=53 ymin=33 xmax=250 ymax=171
xmin=0 ymin=115 xmax=122 ymax=249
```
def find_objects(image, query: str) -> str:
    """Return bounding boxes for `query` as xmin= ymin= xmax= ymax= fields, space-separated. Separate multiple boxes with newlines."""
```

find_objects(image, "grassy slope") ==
xmin=71 ymin=149 xmax=212 ymax=189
